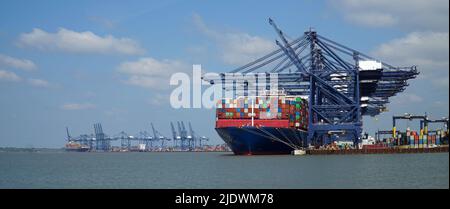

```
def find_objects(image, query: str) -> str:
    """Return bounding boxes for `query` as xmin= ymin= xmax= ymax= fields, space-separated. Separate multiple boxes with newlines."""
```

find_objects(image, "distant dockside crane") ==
xmin=392 ymin=113 xmax=428 ymax=138
xmin=65 ymin=122 xmax=209 ymax=152
xmin=188 ymin=122 xmax=209 ymax=149
xmin=94 ymin=123 xmax=115 ymax=151
xmin=151 ymin=123 xmax=170 ymax=149
xmin=420 ymin=117 xmax=449 ymax=144
xmin=171 ymin=122 xmax=180 ymax=148
xmin=177 ymin=121 xmax=186 ymax=150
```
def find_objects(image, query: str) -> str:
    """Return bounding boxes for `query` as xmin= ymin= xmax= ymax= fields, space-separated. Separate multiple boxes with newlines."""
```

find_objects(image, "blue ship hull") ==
xmin=216 ymin=127 xmax=308 ymax=155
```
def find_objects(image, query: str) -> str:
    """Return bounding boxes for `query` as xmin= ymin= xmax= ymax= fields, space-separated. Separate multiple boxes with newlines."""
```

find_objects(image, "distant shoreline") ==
xmin=0 ymin=147 xmax=64 ymax=153
xmin=0 ymin=147 xmax=233 ymax=153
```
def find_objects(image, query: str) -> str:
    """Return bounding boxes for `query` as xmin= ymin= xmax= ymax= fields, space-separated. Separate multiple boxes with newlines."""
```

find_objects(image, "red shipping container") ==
xmin=216 ymin=119 xmax=289 ymax=128
xmin=363 ymin=144 xmax=386 ymax=149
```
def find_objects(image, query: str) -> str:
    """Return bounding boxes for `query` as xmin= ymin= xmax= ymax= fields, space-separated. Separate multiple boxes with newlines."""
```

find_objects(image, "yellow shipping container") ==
xmin=399 ymin=145 xmax=410 ymax=149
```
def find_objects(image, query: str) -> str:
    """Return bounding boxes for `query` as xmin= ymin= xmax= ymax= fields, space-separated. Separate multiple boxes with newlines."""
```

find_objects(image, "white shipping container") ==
xmin=138 ymin=144 xmax=146 ymax=151
xmin=359 ymin=60 xmax=382 ymax=71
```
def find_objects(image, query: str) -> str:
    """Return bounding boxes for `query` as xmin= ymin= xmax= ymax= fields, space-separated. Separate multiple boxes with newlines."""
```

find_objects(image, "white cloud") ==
xmin=344 ymin=12 xmax=397 ymax=27
xmin=0 ymin=54 xmax=37 ymax=71
xmin=147 ymin=94 xmax=168 ymax=106
xmin=403 ymin=94 xmax=423 ymax=103
xmin=104 ymin=108 xmax=127 ymax=117
xmin=374 ymin=32 xmax=449 ymax=63
xmin=331 ymin=0 xmax=449 ymax=31
xmin=192 ymin=14 xmax=276 ymax=65
xmin=433 ymin=101 xmax=446 ymax=107
xmin=372 ymin=31 xmax=449 ymax=87
xmin=0 ymin=70 xmax=22 ymax=81
xmin=27 ymin=78 xmax=50 ymax=87
xmin=124 ymin=76 xmax=161 ymax=88
xmin=61 ymin=103 xmax=96 ymax=110
xmin=118 ymin=57 xmax=188 ymax=89
xmin=18 ymin=28 xmax=145 ymax=55
xmin=433 ymin=76 xmax=449 ymax=87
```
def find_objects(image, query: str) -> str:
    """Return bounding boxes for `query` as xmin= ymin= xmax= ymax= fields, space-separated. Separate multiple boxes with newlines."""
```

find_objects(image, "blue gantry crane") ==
xmin=66 ymin=126 xmax=95 ymax=150
xmin=136 ymin=131 xmax=152 ymax=151
xmin=188 ymin=122 xmax=196 ymax=149
xmin=181 ymin=121 xmax=190 ymax=150
xmin=203 ymin=19 xmax=418 ymax=147
xmin=392 ymin=113 xmax=428 ymax=139
xmin=66 ymin=127 xmax=72 ymax=142
xmin=170 ymin=122 xmax=180 ymax=148
xmin=188 ymin=122 xmax=209 ymax=149
xmin=176 ymin=121 xmax=187 ymax=150
xmin=114 ymin=131 xmax=134 ymax=151
xmin=151 ymin=123 xmax=170 ymax=149
xmin=173 ymin=121 xmax=206 ymax=151
xmin=420 ymin=116 xmax=449 ymax=144
xmin=65 ymin=122 xmax=187 ymax=151
xmin=94 ymin=123 xmax=114 ymax=151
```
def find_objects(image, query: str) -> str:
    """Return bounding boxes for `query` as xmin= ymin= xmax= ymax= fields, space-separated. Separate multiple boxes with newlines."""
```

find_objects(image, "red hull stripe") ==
xmin=216 ymin=119 xmax=289 ymax=128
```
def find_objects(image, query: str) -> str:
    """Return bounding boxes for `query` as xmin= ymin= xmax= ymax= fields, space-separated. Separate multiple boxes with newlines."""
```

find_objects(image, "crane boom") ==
xmin=177 ymin=121 xmax=183 ymax=138
xmin=170 ymin=122 xmax=177 ymax=139
xmin=151 ymin=123 xmax=158 ymax=139
xmin=269 ymin=18 xmax=307 ymax=73
xmin=66 ymin=127 xmax=71 ymax=141
xmin=188 ymin=122 xmax=196 ymax=149
xmin=188 ymin=122 xmax=195 ymax=138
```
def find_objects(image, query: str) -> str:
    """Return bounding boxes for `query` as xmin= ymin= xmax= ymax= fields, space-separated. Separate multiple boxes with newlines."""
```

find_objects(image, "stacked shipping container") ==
xmin=381 ymin=131 xmax=442 ymax=148
xmin=215 ymin=96 xmax=308 ymax=130
xmin=407 ymin=131 xmax=439 ymax=148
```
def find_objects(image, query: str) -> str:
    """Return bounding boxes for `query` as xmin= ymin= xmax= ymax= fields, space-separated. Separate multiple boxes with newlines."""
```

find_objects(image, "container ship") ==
xmin=215 ymin=95 xmax=308 ymax=155
xmin=65 ymin=141 xmax=90 ymax=152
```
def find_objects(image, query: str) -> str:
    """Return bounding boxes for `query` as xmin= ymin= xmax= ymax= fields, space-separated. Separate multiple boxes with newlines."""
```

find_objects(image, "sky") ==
xmin=0 ymin=0 xmax=448 ymax=148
